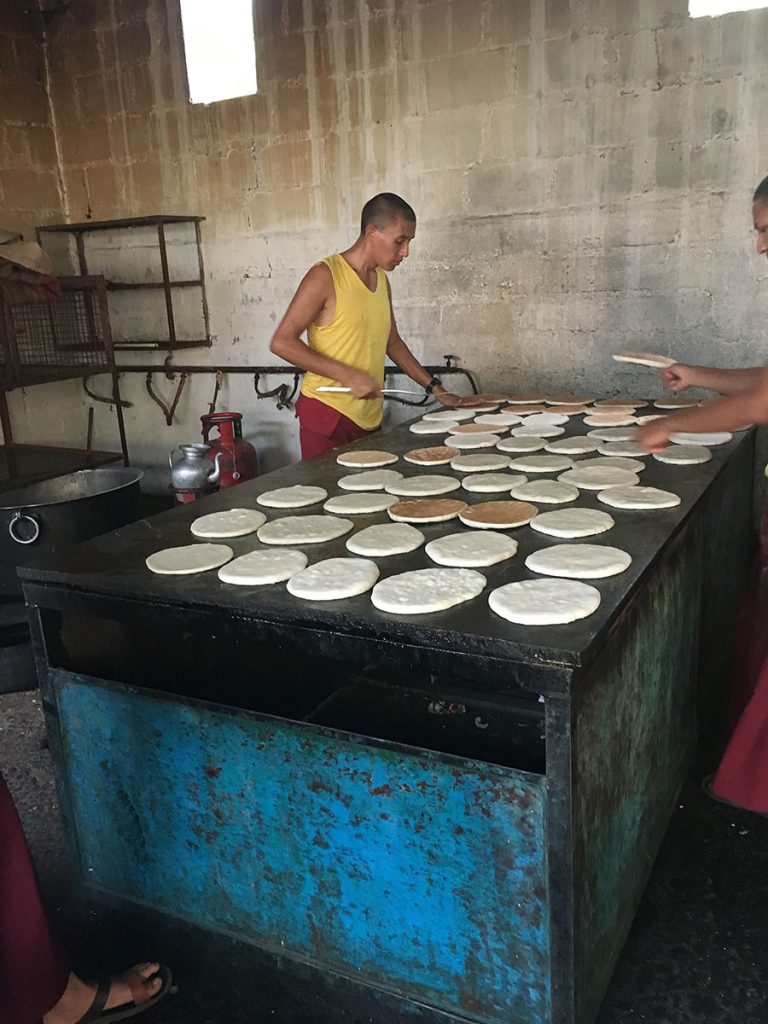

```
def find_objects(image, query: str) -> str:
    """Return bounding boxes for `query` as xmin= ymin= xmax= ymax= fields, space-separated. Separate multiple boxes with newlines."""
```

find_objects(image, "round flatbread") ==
xmin=425 ymin=531 xmax=518 ymax=567
xmin=468 ymin=404 xmax=503 ymax=413
xmin=462 ymin=472 xmax=528 ymax=493
xmin=323 ymin=492 xmax=398 ymax=514
xmin=422 ymin=409 xmax=476 ymax=422
xmin=530 ymin=508 xmax=615 ymax=538
xmin=586 ymin=426 xmax=637 ymax=441
xmin=385 ymin=475 xmax=461 ymax=497
xmin=503 ymin=404 xmax=548 ymax=415
xmin=584 ymin=414 xmax=637 ymax=427
xmin=338 ymin=469 xmax=403 ymax=491
xmin=653 ymin=445 xmax=712 ymax=465
xmin=612 ymin=351 xmax=677 ymax=369
xmin=257 ymin=515 xmax=354 ymax=545
xmin=496 ymin=435 xmax=548 ymax=453
xmin=558 ymin=466 xmax=640 ymax=490
xmin=635 ymin=414 xmax=667 ymax=425
xmin=404 ymin=446 xmax=460 ymax=465
xmin=449 ymin=422 xmax=510 ymax=435
xmin=525 ymin=543 xmax=632 ymax=579
xmin=545 ymin=394 xmax=594 ymax=405
xmin=521 ymin=412 xmax=569 ymax=428
xmin=509 ymin=479 xmax=579 ymax=504
xmin=511 ymin=424 xmax=565 ymax=438
xmin=504 ymin=394 xmax=545 ymax=405
xmin=653 ymin=397 xmax=700 ymax=409
xmin=218 ymin=548 xmax=308 ymax=585
xmin=388 ymin=498 xmax=467 ymax=523
xmin=593 ymin=397 xmax=646 ymax=409
xmin=371 ymin=568 xmax=486 ymax=614
xmin=545 ymin=436 xmax=602 ymax=455
xmin=458 ymin=500 xmax=538 ymax=529
xmin=451 ymin=453 xmax=513 ymax=472
xmin=670 ymin=431 xmax=732 ymax=446
xmin=597 ymin=441 xmax=648 ymax=458
xmin=287 ymin=557 xmax=379 ymax=600
xmin=336 ymin=450 xmax=399 ymax=467
xmin=543 ymin=404 xmax=590 ymax=416
xmin=190 ymin=508 xmax=266 ymax=538
xmin=346 ymin=523 xmax=425 ymax=557
xmin=410 ymin=419 xmax=460 ymax=435
xmin=146 ymin=543 xmax=233 ymax=576
xmin=489 ymin=578 xmax=601 ymax=624
xmin=579 ymin=456 xmax=646 ymax=473
xmin=507 ymin=454 xmax=574 ymax=474
xmin=449 ymin=432 xmax=501 ymax=449
xmin=597 ymin=486 xmax=681 ymax=510
xmin=473 ymin=413 xmax=522 ymax=427
xmin=257 ymin=485 xmax=327 ymax=508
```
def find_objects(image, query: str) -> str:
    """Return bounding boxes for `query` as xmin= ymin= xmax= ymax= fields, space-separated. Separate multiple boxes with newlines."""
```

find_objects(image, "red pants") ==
xmin=295 ymin=394 xmax=376 ymax=460
xmin=0 ymin=775 xmax=70 ymax=1024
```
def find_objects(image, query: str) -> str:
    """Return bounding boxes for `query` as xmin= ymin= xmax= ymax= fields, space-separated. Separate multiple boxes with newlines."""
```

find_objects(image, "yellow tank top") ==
xmin=301 ymin=253 xmax=391 ymax=430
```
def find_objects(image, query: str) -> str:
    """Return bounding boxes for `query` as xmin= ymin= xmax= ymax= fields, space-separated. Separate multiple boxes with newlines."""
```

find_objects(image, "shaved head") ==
xmin=754 ymin=175 xmax=768 ymax=206
xmin=361 ymin=193 xmax=416 ymax=235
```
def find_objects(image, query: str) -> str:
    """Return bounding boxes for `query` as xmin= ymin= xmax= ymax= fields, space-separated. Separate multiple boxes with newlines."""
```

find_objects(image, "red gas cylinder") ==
xmin=201 ymin=411 xmax=259 ymax=487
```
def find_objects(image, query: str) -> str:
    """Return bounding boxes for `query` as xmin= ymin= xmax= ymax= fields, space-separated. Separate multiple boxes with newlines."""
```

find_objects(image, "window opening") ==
xmin=180 ymin=0 xmax=257 ymax=105
xmin=689 ymin=0 xmax=768 ymax=15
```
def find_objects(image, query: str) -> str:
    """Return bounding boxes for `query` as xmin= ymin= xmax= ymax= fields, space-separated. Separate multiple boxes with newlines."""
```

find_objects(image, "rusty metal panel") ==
xmin=571 ymin=523 xmax=702 ymax=1024
xmin=54 ymin=673 xmax=550 ymax=1024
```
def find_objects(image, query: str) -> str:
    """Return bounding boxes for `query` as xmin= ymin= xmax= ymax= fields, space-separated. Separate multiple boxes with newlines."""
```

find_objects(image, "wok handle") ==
xmin=9 ymin=511 xmax=40 ymax=546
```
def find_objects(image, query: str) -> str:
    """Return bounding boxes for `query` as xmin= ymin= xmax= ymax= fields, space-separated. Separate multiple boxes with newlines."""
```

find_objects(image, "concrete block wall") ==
xmin=2 ymin=0 xmax=768 ymax=487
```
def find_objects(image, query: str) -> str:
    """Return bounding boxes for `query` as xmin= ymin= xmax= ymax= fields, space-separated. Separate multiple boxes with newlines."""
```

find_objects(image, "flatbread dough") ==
xmin=507 ymin=454 xmax=575 ymax=473
xmin=388 ymin=498 xmax=467 ymax=523
xmin=597 ymin=441 xmax=648 ymax=458
xmin=558 ymin=466 xmax=640 ymax=490
xmin=542 ymin=404 xmax=590 ymax=416
xmin=371 ymin=568 xmax=486 ymax=614
xmin=410 ymin=419 xmax=460 ymax=434
xmin=654 ymin=397 xmax=700 ymax=409
xmin=458 ymin=500 xmax=538 ymax=529
xmin=336 ymin=450 xmax=399 ymax=467
xmin=346 ymin=523 xmax=425 ymax=556
xmin=218 ymin=548 xmax=308 ymax=585
xmin=579 ymin=456 xmax=646 ymax=473
xmin=462 ymin=472 xmax=528 ymax=493
xmin=256 ymin=515 xmax=354 ymax=544
xmin=385 ymin=475 xmax=461 ymax=497
xmin=593 ymin=397 xmax=646 ymax=409
xmin=653 ymin=445 xmax=712 ymax=465
xmin=425 ymin=530 xmax=518 ymax=567
xmin=584 ymin=414 xmax=637 ymax=427
xmin=504 ymin=394 xmax=545 ymax=404
xmin=449 ymin=432 xmax=502 ymax=449
xmin=489 ymin=579 xmax=601 ymax=625
xmin=521 ymin=412 xmax=569 ymax=427
xmin=503 ymin=404 xmax=548 ymax=415
xmin=670 ymin=431 xmax=732 ymax=446
xmin=257 ymin=485 xmax=327 ymax=508
xmin=496 ymin=435 xmax=548 ymax=453
xmin=323 ymin=492 xmax=398 ymax=514
xmin=450 ymin=453 xmax=513 ymax=472
xmin=190 ymin=508 xmax=266 ymax=538
xmin=286 ymin=557 xmax=379 ymax=600
xmin=597 ymin=486 xmax=681 ymax=510
xmin=146 ymin=543 xmax=233 ymax=575
xmin=612 ymin=351 xmax=677 ymax=369
xmin=473 ymin=413 xmax=522 ymax=427
xmin=511 ymin=424 xmax=565 ymax=438
xmin=544 ymin=394 xmax=594 ymax=405
xmin=586 ymin=426 xmax=637 ymax=441
xmin=509 ymin=479 xmax=579 ymax=504
xmin=530 ymin=508 xmax=615 ymax=538
xmin=545 ymin=436 xmax=602 ymax=455
xmin=422 ymin=409 xmax=477 ymax=422
xmin=449 ymin=422 xmax=510 ymax=435
xmin=338 ymin=469 xmax=403 ymax=491
xmin=525 ymin=543 xmax=632 ymax=579
xmin=404 ymin=446 xmax=460 ymax=465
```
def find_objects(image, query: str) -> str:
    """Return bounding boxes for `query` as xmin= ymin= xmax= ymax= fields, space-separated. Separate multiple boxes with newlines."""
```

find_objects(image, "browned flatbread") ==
xmin=546 ymin=404 xmax=589 ymax=416
xmin=450 ymin=422 xmax=507 ymax=434
xmin=475 ymin=394 xmax=508 ymax=403
xmin=544 ymin=394 xmax=594 ymax=405
xmin=593 ymin=397 xmax=645 ymax=409
xmin=404 ymin=446 xmax=460 ymax=464
xmin=388 ymin=498 xmax=467 ymax=523
xmin=336 ymin=449 xmax=398 ymax=467
xmin=502 ymin=404 xmax=547 ymax=415
xmin=504 ymin=394 xmax=546 ymax=405
xmin=458 ymin=500 xmax=538 ymax=528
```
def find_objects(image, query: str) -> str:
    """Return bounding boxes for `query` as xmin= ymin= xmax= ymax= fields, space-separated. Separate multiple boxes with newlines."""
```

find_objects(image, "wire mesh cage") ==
xmin=0 ymin=276 xmax=115 ymax=387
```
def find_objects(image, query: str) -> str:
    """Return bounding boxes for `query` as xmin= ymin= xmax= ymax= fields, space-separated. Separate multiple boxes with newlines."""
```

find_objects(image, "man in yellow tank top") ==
xmin=270 ymin=193 xmax=477 ymax=459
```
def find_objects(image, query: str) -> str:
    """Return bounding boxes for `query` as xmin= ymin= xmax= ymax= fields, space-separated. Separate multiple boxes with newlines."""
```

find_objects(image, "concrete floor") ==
xmin=2 ymin=687 xmax=768 ymax=1024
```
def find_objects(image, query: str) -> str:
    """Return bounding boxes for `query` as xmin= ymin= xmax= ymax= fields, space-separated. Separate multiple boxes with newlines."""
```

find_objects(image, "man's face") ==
xmin=753 ymin=200 xmax=768 ymax=257
xmin=368 ymin=216 xmax=416 ymax=271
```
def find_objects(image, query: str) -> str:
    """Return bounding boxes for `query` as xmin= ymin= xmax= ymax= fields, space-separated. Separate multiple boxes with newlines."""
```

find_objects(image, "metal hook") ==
xmin=146 ymin=371 xmax=188 ymax=426
xmin=209 ymin=371 xmax=224 ymax=416
xmin=253 ymin=372 xmax=300 ymax=410
xmin=82 ymin=376 xmax=133 ymax=408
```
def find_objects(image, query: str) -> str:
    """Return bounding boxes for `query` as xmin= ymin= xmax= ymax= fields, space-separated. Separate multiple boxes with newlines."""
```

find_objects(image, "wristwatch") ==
xmin=424 ymin=376 xmax=443 ymax=395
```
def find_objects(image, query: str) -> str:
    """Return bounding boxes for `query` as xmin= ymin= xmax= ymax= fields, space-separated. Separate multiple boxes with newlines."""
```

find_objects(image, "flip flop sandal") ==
xmin=78 ymin=964 xmax=173 ymax=1023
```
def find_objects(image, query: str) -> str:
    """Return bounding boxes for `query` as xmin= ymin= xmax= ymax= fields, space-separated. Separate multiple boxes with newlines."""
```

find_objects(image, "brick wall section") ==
xmin=0 ymin=1 xmax=63 ymax=236
xmin=5 ymin=0 xmax=768 ymax=483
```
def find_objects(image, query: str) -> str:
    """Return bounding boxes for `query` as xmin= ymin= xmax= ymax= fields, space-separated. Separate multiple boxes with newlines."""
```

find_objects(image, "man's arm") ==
xmin=637 ymin=368 xmax=768 ymax=451
xmin=269 ymin=265 xmax=381 ymax=399
xmin=661 ymin=363 xmax=763 ymax=396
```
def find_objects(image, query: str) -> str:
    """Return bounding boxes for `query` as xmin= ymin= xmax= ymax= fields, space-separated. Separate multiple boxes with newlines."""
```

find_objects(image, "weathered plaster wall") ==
xmin=3 ymin=0 xmax=768 ymax=487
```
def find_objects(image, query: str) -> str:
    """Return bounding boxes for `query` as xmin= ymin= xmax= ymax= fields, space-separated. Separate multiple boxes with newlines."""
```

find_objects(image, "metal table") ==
xmin=21 ymin=415 xmax=755 ymax=1024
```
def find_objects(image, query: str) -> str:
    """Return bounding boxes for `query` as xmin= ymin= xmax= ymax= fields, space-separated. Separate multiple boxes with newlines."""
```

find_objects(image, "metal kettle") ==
xmin=169 ymin=443 xmax=223 ymax=492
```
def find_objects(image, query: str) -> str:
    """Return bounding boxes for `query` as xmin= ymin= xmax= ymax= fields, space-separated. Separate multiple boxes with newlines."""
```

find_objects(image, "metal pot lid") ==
xmin=0 ymin=468 xmax=144 ymax=511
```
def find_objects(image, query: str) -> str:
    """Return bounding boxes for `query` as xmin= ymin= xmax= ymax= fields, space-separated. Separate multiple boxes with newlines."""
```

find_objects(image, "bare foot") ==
xmin=43 ymin=963 xmax=164 ymax=1024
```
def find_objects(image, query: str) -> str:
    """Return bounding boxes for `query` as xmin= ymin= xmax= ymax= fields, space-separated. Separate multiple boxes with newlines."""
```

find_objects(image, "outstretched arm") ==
xmin=270 ymin=265 xmax=381 ymax=399
xmin=660 ymin=363 xmax=764 ymax=396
